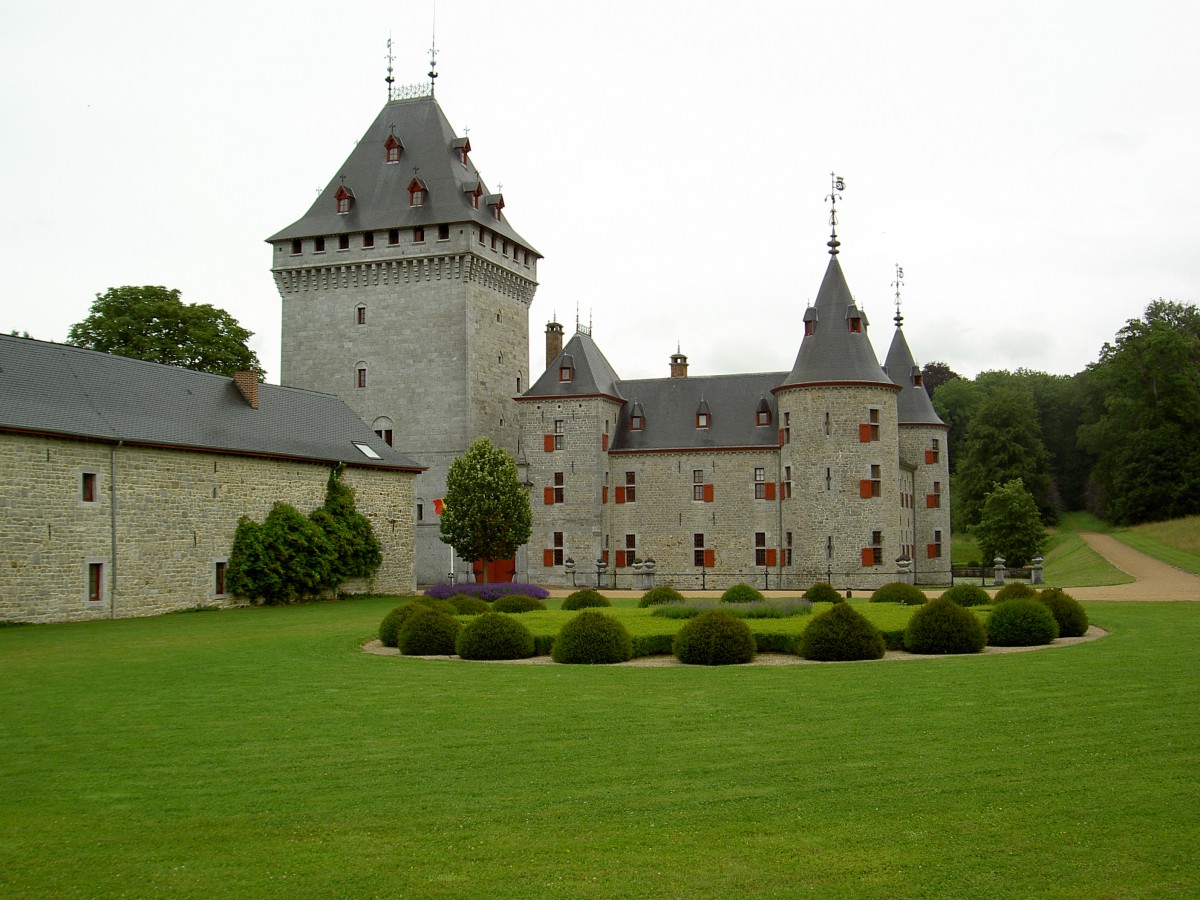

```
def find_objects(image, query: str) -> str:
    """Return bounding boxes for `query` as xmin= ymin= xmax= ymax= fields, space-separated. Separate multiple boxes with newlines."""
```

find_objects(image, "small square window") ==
xmin=413 ymin=227 xmax=425 ymax=243
xmin=338 ymin=233 xmax=350 ymax=250
xmin=314 ymin=236 xmax=326 ymax=253
xmin=696 ymin=413 xmax=710 ymax=429
xmin=629 ymin=415 xmax=643 ymax=431
xmin=388 ymin=228 xmax=400 ymax=245
xmin=438 ymin=224 xmax=450 ymax=241
xmin=87 ymin=562 xmax=104 ymax=603
xmin=214 ymin=561 xmax=227 ymax=598
xmin=291 ymin=238 xmax=302 ymax=254
xmin=356 ymin=306 xmax=366 ymax=325
xmin=357 ymin=367 xmax=367 ymax=388
xmin=363 ymin=231 xmax=375 ymax=248
xmin=559 ymin=365 xmax=573 ymax=382
xmin=81 ymin=471 xmax=97 ymax=503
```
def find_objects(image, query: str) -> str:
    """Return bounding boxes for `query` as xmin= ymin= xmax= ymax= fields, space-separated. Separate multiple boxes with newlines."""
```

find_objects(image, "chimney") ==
xmin=670 ymin=351 xmax=688 ymax=378
xmin=545 ymin=320 xmax=564 ymax=371
xmin=233 ymin=371 xmax=259 ymax=409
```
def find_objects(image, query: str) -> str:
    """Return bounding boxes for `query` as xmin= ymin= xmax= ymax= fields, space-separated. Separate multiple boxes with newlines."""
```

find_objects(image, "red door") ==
xmin=472 ymin=556 xmax=517 ymax=583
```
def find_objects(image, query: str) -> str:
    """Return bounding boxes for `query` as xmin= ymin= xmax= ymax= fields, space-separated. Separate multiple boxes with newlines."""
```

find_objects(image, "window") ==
xmin=559 ymin=365 xmax=573 ymax=382
xmin=825 ymin=411 xmax=831 ymax=435
xmin=385 ymin=134 xmax=402 ymax=163
xmin=554 ymin=419 xmax=564 ymax=450
xmin=754 ymin=532 xmax=778 ymax=567
xmin=357 ymin=366 xmax=367 ymax=388
xmin=928 ymin=530 xmax=943 ymax=559
xmin=81 ymin=471 xmax=97 ymax=504
xmin=374 ymin=428 xmax=393 ymax=446
xmin=785 ymin=532 xmax=793 ymax=566
xmin=781 ymin=411 xmax=791 ymax=444
xmin=471 ymin=188 xmax=482 ymax=210
xmin=388 ymin=228 xmax=400 ymax=245
xmin=927 ymin=481 xmax=942 ymax=508
xmin=543 ymin=532 xmax=564 ymax=567
xmin=352 ymin=441 xmax=381 ymax=459
xmin=826 ymin=535 xmax=834 ymax=560
xmin=805 ymin=319 xmax=815 ymax=336
xmin=356 ymin=306 xmax=366 ymax=325
xmin=337 ymin=197 xmax=351 ymax=214
xmin=849 ymin=315 xmax=862 ymax=333
xmin=860 ymin=408 xmax=880 ymax=442
xmin=478 ymin=226 xmax=486 ymax=243
xmin=616 ymin=533 xmax=637 ymax=568
xmin=363 ymin=231 xmax=375 ymax=248
xmin=416 ymin=502 xmax=423 ymax=522
xmin=860 ymin=465 xmax=881 ymax=498
xmin=693 ymin=534 xmax=713 ymax=568
xmin=696 ymin=412 xmax=710 ymax=429
xmin=782 ymin=466 xmax=792 ymax=499
xmin=624 ymin=471 xmax=636 ymax=503
xmin=826 ymin=467 xmax=832 ymax=491
xmin=630 ymin=414 xmax=643 ymax=431
xmin=501 ymin=240 xmax=507 ymax=256
xmin=862 ymin=531 xmax=884 ymax=567
xmin=410 ymin=188 xmax=425 ymax=207
xmin=543 ymin=472 xmax=564 ymax=505
xmin=926 ymin=439 xmax=940 ymax=465
xmin=314 ymin=236 xmax=326 ymax=253
xmin=87 ymin=562 xmax=104 ymax=604
xmin=338 ymin=233 xmax=350 ymax=250
xmin=490 ymin=233 xmax=497 ymax=250
xmin=693 ymin=469 xmax=705 ymax=501
xmin=757 ymin=409 xmax=771 ymax=426
xmin=214 ymin=561 xmax=227 ymax=598
xmin=754 ymin=467 xmax=775 ymax=501
xmin=413 ymin=227 xmax=425 ymax=243
xmin=437 ymin=223 xmax=450 ymax=241
xmin=493 ymin=204 xmax=502 ymax=222
xmin=291 ymin=238 xmax=302 ymax=255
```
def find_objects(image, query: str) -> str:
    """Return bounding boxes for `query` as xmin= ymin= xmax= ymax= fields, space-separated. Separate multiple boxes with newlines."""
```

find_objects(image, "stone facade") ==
xmin=0 ymin=434 xmax=415 ymax=623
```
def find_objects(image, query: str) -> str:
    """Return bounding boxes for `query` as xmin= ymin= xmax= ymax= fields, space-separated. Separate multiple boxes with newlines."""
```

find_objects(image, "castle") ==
xmin=270 ymin=87 xmax=951 ymax=590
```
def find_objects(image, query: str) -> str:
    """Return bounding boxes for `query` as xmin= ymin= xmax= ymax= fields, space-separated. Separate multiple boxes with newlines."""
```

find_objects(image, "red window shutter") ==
xmin=926 ymin=494 xmax=938 ymax=508
xmin=543 ymin=487 xmax=555 ymax=505
xmin=602 ymin=433 xmax=609 ymax=451
xmin=859 ymin=479 xmax=872 ymax=499
xmin=703 ymin=549 xmax=715 ymax=568
xmin=703 ymin=483 xmax=714 ymax=503
xmin=602 ymin=550 xmax=609 ymax=564
xmin=602 ymin=485 xmax=608 ymax=504
xmin=859 ymin=423 xmax=872 ymax=442
xmin=861 ymin=547 xmax=874 ymax=567
xmin=543 ymin=549 xmax=555 ymax=567
xmin=615 ymin=551 xmax=627 ymax=568
xmin=764 ymin=481 xmax=776 ymax=501
xmin=543 ymin=434 xmax=555 ymax=452
xmin=615 ymin=486 xmax=626 ymax=504
xmin=765 ymin=549 xmax=777 ymax=567
xmin=927 ymin=543 xmax=939 ymax=559
xmin=925 ymin=449 xmax=937 ymax=465
xmin=778 ymin=428 xmax=785 ymax=445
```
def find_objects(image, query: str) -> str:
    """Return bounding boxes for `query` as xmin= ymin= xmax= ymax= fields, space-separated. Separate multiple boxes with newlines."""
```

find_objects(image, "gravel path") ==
xmin=1067 ymin=533 xmax=1200 ymax=601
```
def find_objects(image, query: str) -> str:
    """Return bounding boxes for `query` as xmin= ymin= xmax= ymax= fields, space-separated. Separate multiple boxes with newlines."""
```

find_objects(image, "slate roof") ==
xmin=0 ymin=336 xmax=423 ymax=471
xmin=268 ymin=96 xmax=539 ymax=255
xmin=781 ymin=255 xmax=896 ymax=389
xmin=524 ymin=331 xmax=624 ymax=401
xmin=883 ymin=323 xmax=946 ymax=426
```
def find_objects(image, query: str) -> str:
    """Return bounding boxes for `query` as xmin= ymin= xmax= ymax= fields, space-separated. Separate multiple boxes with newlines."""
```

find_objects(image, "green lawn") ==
xmin=3 ymin=597 xmax=1198 ymax=898
xmin=951 ymin=519 xmax=1130 ymax=587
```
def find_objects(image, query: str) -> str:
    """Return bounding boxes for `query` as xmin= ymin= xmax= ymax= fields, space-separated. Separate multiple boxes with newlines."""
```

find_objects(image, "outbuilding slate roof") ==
xmin=0 ymin=335 xmax=423 ymax=471
xmin=883 ymin=324 xmax=946 ymax=427
xmin=267 ymin=96 xmax=539 ymax=256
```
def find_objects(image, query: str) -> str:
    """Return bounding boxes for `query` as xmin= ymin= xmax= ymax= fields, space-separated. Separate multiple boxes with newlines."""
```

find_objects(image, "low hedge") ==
xmin=560 ymin=589 xmax=611 ymax=611
xmin=632 ymin=633 xmax=675 ymax=657
xmin=551 ymin=611 xmax=633 ymax=664
xmin=941 ymin=584 xmax=991 ymax=607
xmin=398 ymin=607 xmax=461 ymax=656
xmin=797 ymin=602 xmax=885 ymax=661
xmin=803 ymin=582 xmax=843 ymax=604
xmin=491 ymin=594 xmax=547 ymax=613
xmin=869 ymin=582 xmax=927 ymax=606
xmin=455 ymin=612 xmax=536 ymax=660
xmin=425 ymin=582 xmax=550 ymax=602
xmin=721 ymin=583 xmax=765 ymax=604
xmin=1037 ymin=588 xmax=1089 ymax=637
xmin=987 ymin=598 xmax=1059 ymax=646
xmin=904 ymin=597 xmax=986 ymax=654
xmin=752 ymin=632 xmax=798 ymax=654
xmin=673 ymin=610 xmax=756 ymax=665
xmin=638 ymin=585 xmax=685 ymax=608
xmin=880 ymin=629 xmax=907 ymax=651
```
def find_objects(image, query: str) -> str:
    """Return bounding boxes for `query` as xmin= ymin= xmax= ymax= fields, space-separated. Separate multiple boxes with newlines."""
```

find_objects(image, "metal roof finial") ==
xmin=826 ymin=172 xmax=845 ymax=256
xmin=892 ymin=264 xmax=905 ymax=326
xmin=428 ymin=7 xmax=439 ymax=95
xmin=385 ymin=34 xmax=395 ymax=99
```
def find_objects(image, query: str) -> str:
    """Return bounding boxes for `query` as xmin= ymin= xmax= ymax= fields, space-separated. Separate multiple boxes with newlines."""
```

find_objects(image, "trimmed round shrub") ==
xmin=994 ymin=583 xmax=1037 ymax=601
xmin=720 ymin=583 xmax=765 ymax=604
xmin=551 ymin=611 xmax=632 ymax=663
xmin=904 ymin=597 xmax=986 ymax=655
xmin=398 ymin=607 xmax=461 ymax=655
xmin=378 ymin=601 xmax=429 ymax=648
xmin=941 ymin=584 xmax=991 ymax=607
xmin=797 ymin=602 xmax=885 ymax=661
xmin=1037 ymin=588 xmax=1089 ymax=637
xmin=869 ymin=581 xmax=928 ymax=605
xmin=803 ymin=582 xmax=843 ymax=604
xmin=987 ymin=598 xmax=1060 ymax=646
xmin=455 ymin=612 xmax=536 ymax=660
xmin=639 ymin=585 xmax=686 ymax=608
xmin=447 ymin=593 xmax=490 ymax=615
xmin=561 ymin=589 xmax=611 ymax=611
xmin=491 ymin=594 xmax=546 ymax=613
xmin=423 ymin=598 xmax=459 ymax=616
xmin=673 ymin=610 xmax=756 ymax=665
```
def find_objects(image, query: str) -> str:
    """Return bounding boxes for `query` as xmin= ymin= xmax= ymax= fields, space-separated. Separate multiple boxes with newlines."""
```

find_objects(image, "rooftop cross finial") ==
xmin=385 ymin=34 xmax=395 ymax=98
xmin=892 ymin=264 xmax=905 ymax=325
xmin=825 ymin=172 xmax=845 ymax=256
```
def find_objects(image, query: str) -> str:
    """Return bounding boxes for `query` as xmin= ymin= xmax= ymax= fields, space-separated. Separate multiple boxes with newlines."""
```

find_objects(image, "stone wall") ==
xmin=0 ymin=433 xmax=415 ymax=623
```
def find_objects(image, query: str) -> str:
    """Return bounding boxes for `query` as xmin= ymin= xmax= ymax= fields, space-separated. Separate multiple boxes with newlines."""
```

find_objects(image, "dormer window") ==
xmin=803 ymin=307 xmax=818 ymax=336
xmin=805 ymin=320 xmax=815 ymax=336
xmin=452 ymin=136 xmax=471 ymax=167
xmin=465 ymin=182 xmax=483 ymax=210
xmin=385 ymin=134 xmax=402 ymax=164
xmin=913 ymin=371 xmax=924 ymax=387
xmin=848 ymin=316 xmax=862 ymax=333
xmin=696 ymin=413 xmax=710 ymax=429
xmin=756 ymin=398 xmax=772 ymax=426
xmin=630 ymin=415 xmax=643 ymax=431
xmin=408 ymin=177 xmax=427 ymax=207
xmin=559 ymin=365 xmax=573 ymax=382
xmin=335 ymin=185 xmax=354 ymax=215
xmin=486 ymin=193 xmax=504 ymax=222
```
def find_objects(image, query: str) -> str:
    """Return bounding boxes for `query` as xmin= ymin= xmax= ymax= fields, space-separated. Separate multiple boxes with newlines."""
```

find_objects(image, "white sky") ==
xmin=2 ymin=1 xmax=1196 ymax=384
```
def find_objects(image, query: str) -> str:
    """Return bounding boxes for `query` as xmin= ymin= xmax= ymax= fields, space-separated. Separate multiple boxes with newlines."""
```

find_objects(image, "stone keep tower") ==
xmin=268 ymin=92 xmax=540 ymax=584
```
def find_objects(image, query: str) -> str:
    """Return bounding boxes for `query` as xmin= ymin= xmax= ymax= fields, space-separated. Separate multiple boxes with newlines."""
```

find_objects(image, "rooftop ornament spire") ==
xmin=427 ymin=12 xmax=439 ymax=96
xmin=385 ymin=34 xmax=395 ymax=98
xmin=826 ymin=172 xmax=845 ymax=256
xmin=892 ymin=264 xmax=905 ymax=325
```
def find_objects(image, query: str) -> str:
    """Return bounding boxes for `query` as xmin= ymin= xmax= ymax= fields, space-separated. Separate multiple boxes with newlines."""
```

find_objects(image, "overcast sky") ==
xmin=3 ymin=1 xmax=1196 ymax=385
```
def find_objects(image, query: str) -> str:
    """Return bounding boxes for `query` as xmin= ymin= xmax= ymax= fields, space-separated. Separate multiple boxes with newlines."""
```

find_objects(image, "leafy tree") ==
xmin=932 ymin=376 xmax=982 ymax=475
xmin=955 ymin=382 xmax=1056 ymax=526
xmin=67 ymin=285 xmax=263 ymax=377
xmin=972 ymin=479 xmax=1046 ymax=568
xmin=921 ymin=360 xmax=960 ymax=399
xmin=1079 ymin=300 xmax=1200 ymax=524
xmin=309 ymin=464 xmax=382 ymax=587
xmin=227 ymin=502 xmax=332 ymax=604
xmin=439 ymin=437 xmax=532 ymax=583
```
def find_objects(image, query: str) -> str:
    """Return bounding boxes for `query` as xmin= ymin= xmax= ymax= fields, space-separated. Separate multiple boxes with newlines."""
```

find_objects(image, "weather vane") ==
xmin=385 ymin=34 xmax=395 ymax=98
xmin=428 ymin=8 xmax=439 ymax=95
xmin=826 ymin=172 xmax=845 ymax=256
xmin=892 ymin=263 xmax=905 ymax=325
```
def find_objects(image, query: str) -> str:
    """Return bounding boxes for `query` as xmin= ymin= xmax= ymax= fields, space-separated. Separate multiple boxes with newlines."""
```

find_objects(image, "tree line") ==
xmin=927 ymin=299 xmax=1200 ymax=528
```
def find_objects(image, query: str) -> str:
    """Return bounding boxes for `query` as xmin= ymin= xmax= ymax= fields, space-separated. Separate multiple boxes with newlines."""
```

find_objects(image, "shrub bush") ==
xmin=561 ymin=589 xmax=611 ymax=611
xmin=447 ymin=594 xmax=490 ymax=615
xmin=1037 ymin=588 xmax=1089 ymax=637
xmin=941 ymin=584 xmax=991 ymax=607
xmin=632 ymin=633 xmax=675 ymax=657
xmin=880 ymin=629 xmax=907 ymax=651
xmin=721 ymin=583 xmax=765 ymax=604
xmin=673 ymin=610 xmax=756 ymax=665
xmin=869 ymin=582 xmax=928 ymax=605
xmin=803 ymin=582 xmax=843 ymax=604
xmin=534 ymin=634 xmax=555 ymax=656
xmin=378 ymin=601 xmax=429 ymax=648
xmin=904 ymin=597 xmax=987 ymax=655
xmin=398 ymin=608 xmax=461 ymax=656
xmin=455 ymin=612 xmax=536 ymax=660
xmin=994 ymin=583 xmax=1037 ymax=601
xmin=491 ymin=594 xmax=546 ymax=613
xmin=987 ymin=598 xmax=1060 ymax=646
xmin=551 ymin=611 xmax=633 ymax=664
xmin=423 ymin=598 xmax=459 ymax=616
xmin=753 ymin=632 xmax=798 ymax=654
xmin=638 ymin=585 xmax=685 ymax=607
xmin=797 ymin=602 xmax=885 ymax=661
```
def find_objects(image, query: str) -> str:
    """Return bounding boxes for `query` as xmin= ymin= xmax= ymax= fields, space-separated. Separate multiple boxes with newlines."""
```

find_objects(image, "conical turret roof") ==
xmin=883 ymin=323 xmax=945 ymax=426
xmin=779 ymin=256 xmax=895 ymax=389
xmin=524 ymin=331 xmax=624 ymax=401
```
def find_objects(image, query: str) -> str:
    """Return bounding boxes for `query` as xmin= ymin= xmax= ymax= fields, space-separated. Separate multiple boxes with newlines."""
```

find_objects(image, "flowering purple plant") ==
xmin=424 ymin=582 xmax=550 ymax=601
